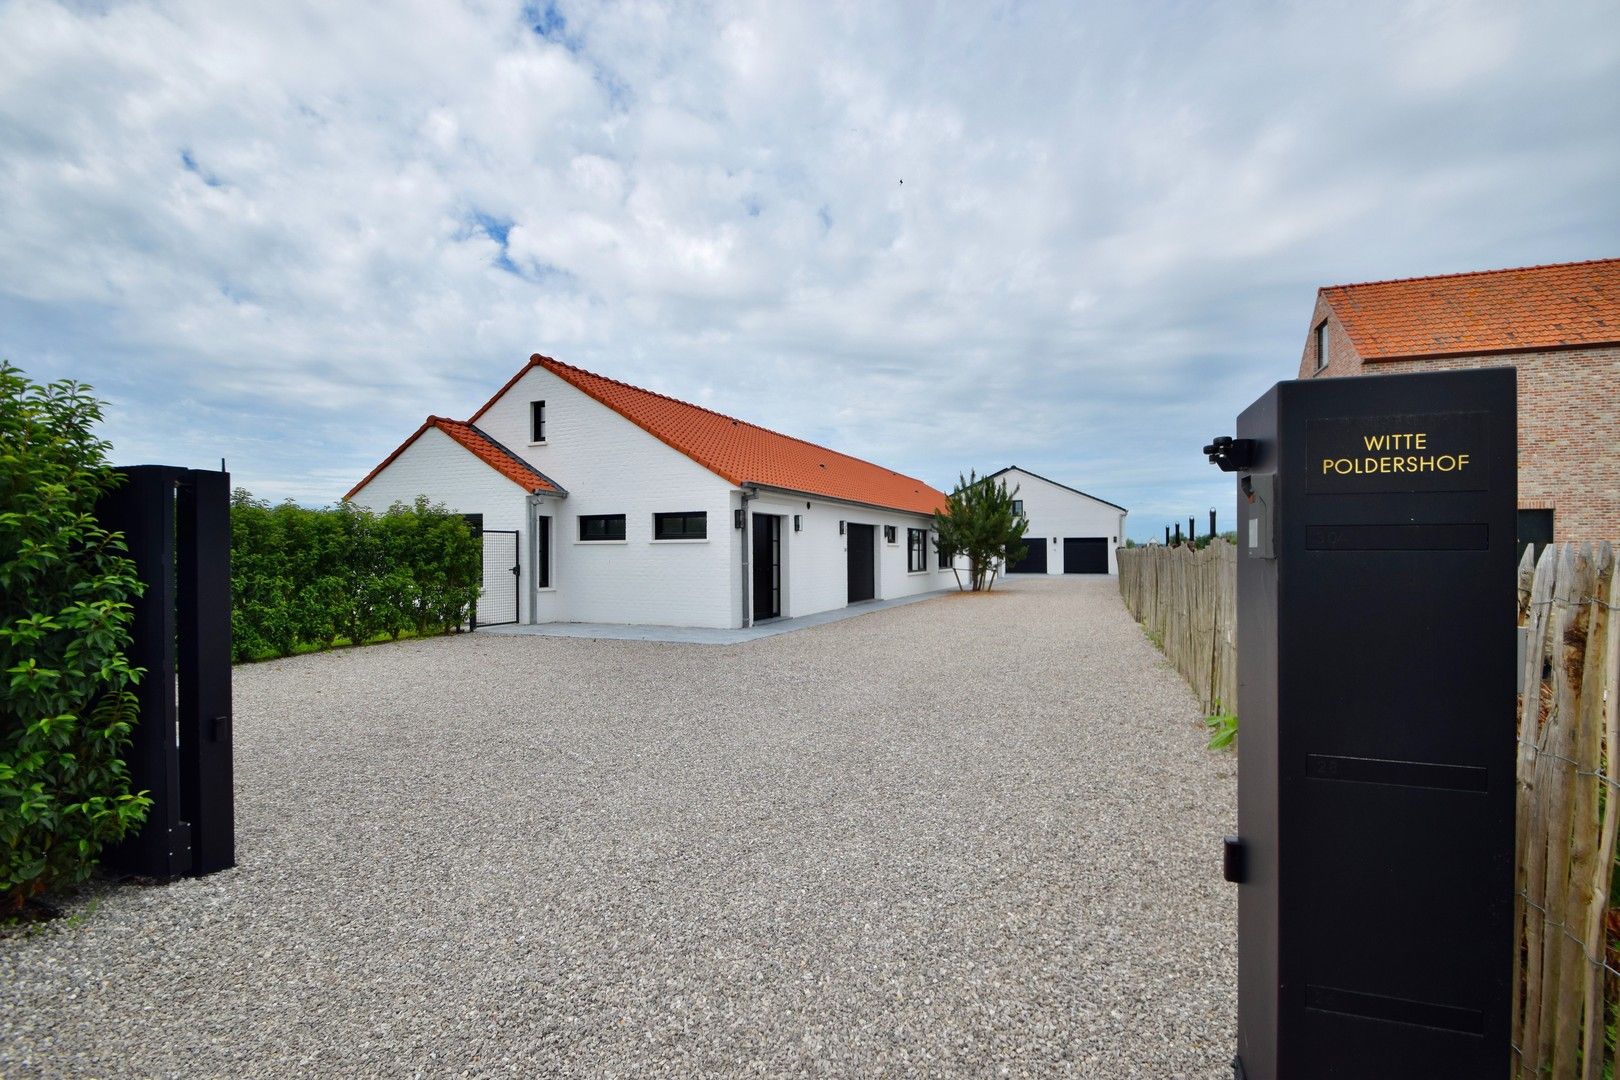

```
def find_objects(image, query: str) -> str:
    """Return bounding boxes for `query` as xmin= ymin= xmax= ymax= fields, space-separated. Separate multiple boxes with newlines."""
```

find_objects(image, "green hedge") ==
xmin=230 ymin=493 xmax=482 ymax=662
xmin=1 ymin=362 xmax=150 ymax=915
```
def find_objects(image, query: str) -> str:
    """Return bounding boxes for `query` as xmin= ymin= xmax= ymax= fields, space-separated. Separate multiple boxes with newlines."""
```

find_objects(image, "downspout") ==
xmin=739 ymin=487 xmax=756 ymax=628
xmin=526 ymin=493 xmax=544 ymax=624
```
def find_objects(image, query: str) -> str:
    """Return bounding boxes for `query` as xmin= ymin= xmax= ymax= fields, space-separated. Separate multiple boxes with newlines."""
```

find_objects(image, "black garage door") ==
xmin=847 ymin=523 xmax=876 ymax=603
xmin=1007 ymin=538 xmax=1047 ymax=573
xmin=1063 ymin=537 xmax=1109 ymax=574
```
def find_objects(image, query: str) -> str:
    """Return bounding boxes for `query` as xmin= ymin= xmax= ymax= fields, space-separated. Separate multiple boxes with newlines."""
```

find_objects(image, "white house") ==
xmin=346 ymin=354 xmax=956 ymax=629
xmin=984 ymin=466 xmax=1128 ymax=575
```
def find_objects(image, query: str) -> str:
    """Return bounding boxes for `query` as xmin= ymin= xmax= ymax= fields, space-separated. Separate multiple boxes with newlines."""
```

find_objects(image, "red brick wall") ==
xmin=1296 ymin=320 xmax=1619 ymax=540
xmin=1295 ymin=295 xmax=1365 ymax=380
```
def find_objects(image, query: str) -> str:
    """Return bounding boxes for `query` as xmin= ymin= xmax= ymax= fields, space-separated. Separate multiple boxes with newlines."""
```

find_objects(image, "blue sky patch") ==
xmin=180 ymin=149 xmax=225 ymax=188
xmin=523 ymin=1 xmax=569 ymax=44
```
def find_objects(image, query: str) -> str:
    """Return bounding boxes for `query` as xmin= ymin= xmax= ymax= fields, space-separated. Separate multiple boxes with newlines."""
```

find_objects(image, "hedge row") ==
xmin=2 ymin=362 xmax=149 ymax=915
xmin=230 ymin=493 xmax=482 ymax=662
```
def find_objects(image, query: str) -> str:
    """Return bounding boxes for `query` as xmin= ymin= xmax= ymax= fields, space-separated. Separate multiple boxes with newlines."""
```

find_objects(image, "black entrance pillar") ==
xmin=1212 ymin=368 xmax=1516 ymax=1079
xmin=97 ymin=466 xmax=235 ymax=879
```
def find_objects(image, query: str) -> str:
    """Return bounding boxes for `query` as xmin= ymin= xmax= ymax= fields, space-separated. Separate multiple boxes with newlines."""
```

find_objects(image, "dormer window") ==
xmin=530 ymin=400 xmax=546 ymax=442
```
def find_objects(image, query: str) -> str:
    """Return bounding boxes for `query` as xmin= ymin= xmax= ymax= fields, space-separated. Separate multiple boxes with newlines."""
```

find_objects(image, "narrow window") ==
xmin=884 ymin=525 xmax=897 ymax=544
xmin=1313 ymin=322 xmax=1328 ymax=372
xmin=907 ymin=528 xmax=926 ymax=572
xmin=1012 ymin=499 xmax=1024 ymax=517
xmin=578 ymin=514 xmax=625 ymax=541
xmin=536 ymin=516 xmax=550 ymax=588
xmin=654 ymin=511 xmax=707 ymax=540
xmin=531 ymin=400 xmax=546 ymax=442
xmin=937 ymin=537 xmax=953 ymax=570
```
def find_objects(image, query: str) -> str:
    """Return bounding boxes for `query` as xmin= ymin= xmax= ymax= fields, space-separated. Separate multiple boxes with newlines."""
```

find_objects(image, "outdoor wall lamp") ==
xmin=734 ymin=508 xmax=745 ymax=530
xmin=794 ymin=515 xmax=802 ymax=532
xmin=838 ymin=520 xmax=845 ymax=535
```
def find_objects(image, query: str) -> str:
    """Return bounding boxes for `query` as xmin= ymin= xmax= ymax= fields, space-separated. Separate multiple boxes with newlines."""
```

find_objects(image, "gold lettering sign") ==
xmin=1305 ymin=412 xmax=1489 ymax=494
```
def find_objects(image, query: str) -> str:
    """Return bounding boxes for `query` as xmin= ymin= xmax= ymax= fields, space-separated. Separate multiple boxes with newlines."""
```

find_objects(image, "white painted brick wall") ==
xmin=478 ymin=368 xmax=739 ymax=628
xmin=349 ymin=362 xmax=957 ymax=629
xmin=745 ymin=494 xmax=952 ymax=618
xmin=346 ymin=426 xmax=534 ymax=617
xmin=997 ymin=468 xmax=1128 ymax=574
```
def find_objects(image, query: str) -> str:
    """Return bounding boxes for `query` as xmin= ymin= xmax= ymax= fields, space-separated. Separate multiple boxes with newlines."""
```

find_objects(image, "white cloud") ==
xmin=0 ymin=0 xmax=1615 ymax=530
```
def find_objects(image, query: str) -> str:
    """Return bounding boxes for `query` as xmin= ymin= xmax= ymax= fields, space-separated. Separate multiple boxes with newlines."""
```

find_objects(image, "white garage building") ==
xmin=986 ymin=466 xmax=1129 ymax=576
xmin=346 ymin=354 xmax=956 ymax=630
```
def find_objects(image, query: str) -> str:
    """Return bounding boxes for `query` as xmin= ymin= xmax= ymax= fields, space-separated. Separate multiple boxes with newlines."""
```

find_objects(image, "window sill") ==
xmin=527 ymin=440 xmax=548 ymax=446
xmin=574 ymin=539 xmax=628 ymax=545
xmin=907 ymin=570 xmax=929 ymax=576
xmin=651 ymin=538 xmax=709 ymax=544
xmin=535 ymin=587 xmax=557 ymax=593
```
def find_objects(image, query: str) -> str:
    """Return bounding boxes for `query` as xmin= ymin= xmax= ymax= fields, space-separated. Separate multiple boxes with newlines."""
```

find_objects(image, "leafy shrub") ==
xmin=229 ymin=492 xmax=480 ymax=662
xmin=933 ymin=470 xmax=1030 ymax=592
xmin=0 ymin=362 xmax=150 ymax=914
xmin=1205 ymin=708 xmax=1239 ymax=751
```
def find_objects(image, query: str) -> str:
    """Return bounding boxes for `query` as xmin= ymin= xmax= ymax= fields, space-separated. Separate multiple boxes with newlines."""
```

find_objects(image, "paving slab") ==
xmin=481 ymin=588 xmax=955 ymax=644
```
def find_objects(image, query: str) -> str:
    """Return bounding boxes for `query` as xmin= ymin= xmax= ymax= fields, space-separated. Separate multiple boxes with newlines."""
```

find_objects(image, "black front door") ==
xmin=1008 ymin=538 xmax=1047 ymax=573
xmin=1062 ymin=537 xmax=1108 ymax=573
xmin=846 ymin=523 xmax=875 ymax=603
xmin=752 ymin=514 xmax=781 ymax=620
xmin=1517 ymin=508 xmax=1553 ymax=565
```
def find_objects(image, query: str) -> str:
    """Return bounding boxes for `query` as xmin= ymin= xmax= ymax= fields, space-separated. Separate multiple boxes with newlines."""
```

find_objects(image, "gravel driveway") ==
xmin=2 ymin=576 xmax=1236 ymax=1079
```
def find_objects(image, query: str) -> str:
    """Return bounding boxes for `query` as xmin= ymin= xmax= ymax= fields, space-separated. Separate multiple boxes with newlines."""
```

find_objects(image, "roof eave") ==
xmin=1359 ymin=338 xmax=1620 ymax=364
xmin=982 ymin=466 xmax=1129 ymax=514
xmin=741 ymin=482 xmax=944 ymax=518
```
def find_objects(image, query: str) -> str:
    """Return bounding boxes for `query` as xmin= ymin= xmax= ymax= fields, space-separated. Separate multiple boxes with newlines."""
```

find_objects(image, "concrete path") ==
xmin=481 ymin=588 xmax=954 ymax=644
xmin=1 ymin=577 xmax=1237 ymax=1079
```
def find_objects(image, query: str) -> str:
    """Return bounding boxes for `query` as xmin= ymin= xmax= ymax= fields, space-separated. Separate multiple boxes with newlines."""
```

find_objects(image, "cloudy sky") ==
xmin=2 ymin=0 xmax=1616 ymax=538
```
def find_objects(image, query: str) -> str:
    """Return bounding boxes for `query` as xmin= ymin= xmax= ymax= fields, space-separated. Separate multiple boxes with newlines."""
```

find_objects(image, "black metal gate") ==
xmin=95 ymin=465 xmax=235 ymax=879
xmin=475 ymin=528 xmax=521 ymax=627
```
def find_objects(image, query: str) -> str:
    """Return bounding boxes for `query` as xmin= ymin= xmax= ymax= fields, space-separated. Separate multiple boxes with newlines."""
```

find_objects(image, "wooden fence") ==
xmin=1117 ymin=539 xmax=1620 ymax=1078
xmin=1514 ymin=541 xmax=1619 ymax=1080
xmin=1116 ymin=540 xmax=1237 ymax=715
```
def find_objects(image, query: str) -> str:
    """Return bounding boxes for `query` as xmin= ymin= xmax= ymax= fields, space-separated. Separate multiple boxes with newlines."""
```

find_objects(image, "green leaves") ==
xmin=2 ymin=360 xmax=149 ymax=916
xmin=932 ymin=471 xmax=1031 ymax=592
xmin=230 ymin=491 xmax=480 ymax=662
xmin=1204 ymin=710 xmax=1239 ymax=751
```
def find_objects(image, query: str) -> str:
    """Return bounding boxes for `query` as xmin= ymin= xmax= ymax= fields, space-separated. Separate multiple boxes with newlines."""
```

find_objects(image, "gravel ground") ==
xmin=1 ymin=576 xmax=1236 ymax=1079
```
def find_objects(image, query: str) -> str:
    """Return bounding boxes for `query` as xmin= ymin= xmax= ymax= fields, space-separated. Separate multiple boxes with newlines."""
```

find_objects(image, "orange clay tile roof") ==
xmin=345 ymin=416 xmax=565 ymax=501
xmin=473 ymin=355 xmax=947 ymax=516
xmin=1321 ymin=257 xmax=1620 ymax=362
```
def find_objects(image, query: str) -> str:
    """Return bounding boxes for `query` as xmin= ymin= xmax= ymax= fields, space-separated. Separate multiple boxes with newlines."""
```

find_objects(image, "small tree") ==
xmin=932 ymin=471 xmax=1029 ymax=592
xmin=0 ymin=362 xmax=150 ymax=914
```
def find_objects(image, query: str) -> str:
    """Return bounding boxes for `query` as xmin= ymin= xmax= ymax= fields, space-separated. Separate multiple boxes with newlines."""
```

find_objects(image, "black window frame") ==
xmin=653 ymin=511 xmax=708 ymax=541
xmin=535 ymin=516 xmax=551 ymax=588
xmin=907 ymin=528 xmax=927 ymax=572
xmin=578 ymin=513 xmax=626 ymax=542
xmin=936 ymin=536 xmax=953 ymax=570
xmin=1313 ymin=322 xmax=1328 ymax=372
xmin=530 ymin=400 xmax=546 ymax=442
xmin=1012 ymin=499 xmax=1024 ymax=517
xmin=883 ymin=524 xmax=898 ymax=545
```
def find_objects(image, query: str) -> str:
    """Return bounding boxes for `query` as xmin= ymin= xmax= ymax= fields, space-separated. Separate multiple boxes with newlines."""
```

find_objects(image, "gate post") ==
xmin=97 ymin=465 xmax=235 ymax=879
xmin=1211 ymin=368 xmax=1517 ymax=1078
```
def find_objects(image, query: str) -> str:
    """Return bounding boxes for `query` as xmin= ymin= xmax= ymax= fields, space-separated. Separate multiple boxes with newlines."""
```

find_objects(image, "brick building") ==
xmin=1296 ymin=257 xmax=1620 ymax=543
